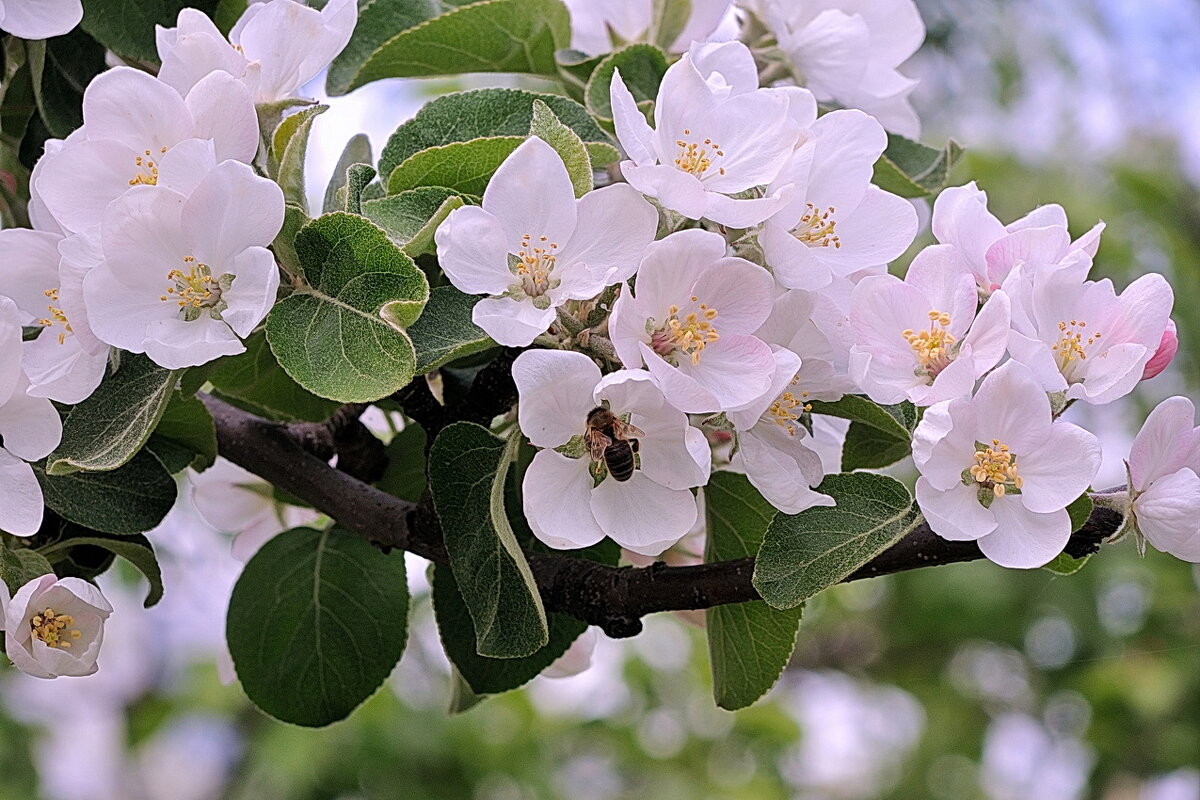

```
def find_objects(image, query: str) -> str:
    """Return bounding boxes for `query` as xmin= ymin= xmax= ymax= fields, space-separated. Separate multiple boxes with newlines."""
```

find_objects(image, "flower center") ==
xmin=790 ymin=204 xmax=841 ymax=248
xmin=1051 ymin=319 xmax=1102 ymax=380
xmin=129 ymin=147 xmax=168 ymax=186
xmin=903 ymin=310 xmax=957 ymax=379
xmin=673 ymin=129 xmax=726 ymax=178
xmin=765 ymin=378 xmax=812 ymax=437
xmin=160 ymin=256 xmax=231 ymax=321
xmin=36 ymin=287 xmax=73 ymax=345
xmin=509 ymin=234 xmax=560 ymax=305
xmin=966 ymin=439 xmax=1024 ymax=500
xmin=649 ymin=297 xmax=720 ymax=366
xmin=30 ymin=607 xmax=82 ymax=650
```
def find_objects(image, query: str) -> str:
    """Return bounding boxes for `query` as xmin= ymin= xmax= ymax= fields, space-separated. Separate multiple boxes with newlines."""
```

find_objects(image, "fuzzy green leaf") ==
xmin=323 ymin=133 xmax=374 ymax=214
xmin=34 ymin=451 xmax=177 ymax=535
xmin=80 ymin=0 xmax=220 ymax=61
xmin=808 ymin=395 xmax=917 ymax=472
xmin=151 ymin=390 xmax=217 ymax=472
xmin=585 ymin=44 xmax=669 ymax=123
xmin=325 ymin=0 xmax=442 ymax=96
xmin=408 ymin=286 xmax=494 ymax=374
xmin=207 ymin=330 xmax=341 ymax=422
xmin=360 ymin=187 xmax=467 ymax=256
xmin=47 ymin=534 xmax=164 ymax=608
xmin=0 ymin=548 xmax=54 ymax=594
xmin=271 ymin=105 xmax=327 ymax=210
xmin=386 ymin=136 xmax=524 ymax=196
xmin=529 ymin=100 xmax=592 ymax=197
xmin=872 ymin=133 xmax=965 ymax=199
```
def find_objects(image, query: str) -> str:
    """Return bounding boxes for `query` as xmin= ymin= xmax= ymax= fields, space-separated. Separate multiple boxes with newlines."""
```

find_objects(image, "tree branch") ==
xmin=202 ymin=394 xmax=1125 ymax=639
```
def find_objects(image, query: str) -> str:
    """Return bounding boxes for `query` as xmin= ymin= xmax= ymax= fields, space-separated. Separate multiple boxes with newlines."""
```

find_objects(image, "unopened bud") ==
xmin=1141 ymin=319 xmax=1178 ymax=380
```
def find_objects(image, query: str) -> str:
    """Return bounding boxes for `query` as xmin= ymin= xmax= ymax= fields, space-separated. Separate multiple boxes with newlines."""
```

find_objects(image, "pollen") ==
xmin=129 ymin=148 xmax=164 ymax=186
xmin=36 ymin=287 xmax=73 ymax=345
xmin=510 ymin=233 xmax=560 ymax=298
xmin=673 ymin=129 xmax=725 ymax=177
xmin=30 ymin=607 xmax=82 ymax=650
xmin=651 ymin=301 xmax=720 ymax=365
xmin=968 ymin=439 xmax=1025 ymax=499
xmin=791 ymin=203 xmax=840 ymax=248
xmin=161 ymin=256 xmax=220 ymax=310
xmin=1051 ymin=319 xmax=1102 ymax=377
xmin=903 ymin=310 xmax=956 ymax=378
xmin=766 ymin=378 xmax=812 ymax=436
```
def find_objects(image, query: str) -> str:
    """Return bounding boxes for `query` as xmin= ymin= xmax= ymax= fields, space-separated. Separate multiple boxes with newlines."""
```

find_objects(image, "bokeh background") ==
xmin=2 ymin=1 xmax=1198 ymax=798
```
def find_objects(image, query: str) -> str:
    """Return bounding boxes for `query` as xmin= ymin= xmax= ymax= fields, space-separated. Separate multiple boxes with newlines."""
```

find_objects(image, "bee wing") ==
xmin=613 ymin=419 xmax=646 ymax=439
xmin=585 ymin=429 xmax=612 ymax=460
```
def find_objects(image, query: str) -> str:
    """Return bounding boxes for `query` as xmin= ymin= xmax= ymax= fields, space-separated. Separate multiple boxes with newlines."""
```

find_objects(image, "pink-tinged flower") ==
xmin=1141 ymin=319 xmax=1178 ymax=380
xmin=1121 ymin=396 xmax=1200 ymax=561
xmin=434 ymin=137 xmax=657 ymax=347
xmin=0 ymin=575 xmax=112 ymax=679
xmin=0 ymin=228 xmax=109 ymax=404
xmin=761 ymin=109 xmax=918 ymax=290
xmin=1006 ymin=269 xmax=1173 ymax=405
xmin=0 ymin=0 xmax=82 ymax=39
xmin=156 ymin=0 xmax=357 ymax=103
xmin=751 ymin=0 xmax=925 ymax=136
xmin=755 ymin=288 xmax=858 ymax=402
xmin=610 ymin=41 xmax=804 ymax=228
xmin=83 ymin=159 xmax=284 ymax=369
xmin=514 ymin=350 xmax=710 ymax=556
xmin=0 ymin=297 xmax=62 ymax=536
xmin=913 ymin=361 xmax=1101 ymax=569
xmin=33 ymin=67 xmax=258 ymax=234
xmin=849 ymin=246 xmax=1011 ymax=406
xmin=609 ymin=229 xmax=776 ymax=413
xmin=562 ymin=0 xmax=732 ymax=55
xmin=932 ymin=182 xmax=1104 ymax=297
xmin=726 ymin=348 xmax=834 ymax=514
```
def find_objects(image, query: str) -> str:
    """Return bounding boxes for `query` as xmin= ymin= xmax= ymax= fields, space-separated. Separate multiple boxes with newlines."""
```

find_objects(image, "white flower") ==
xmin=610 ymin=41 xmax=805 ymax=227
xmin=726 ymin=348 xmax=834 ymax=514
xmin=33 ymin=66 xmax=258 ymax=234
xmin=849 ymin=246 xmax=1011 ymax=406
xmin=0 ymin=575 xmax=112 ymax=679
xmin=83 ymin=159 xmax=284 ymax=369
xmin=932 ymin=181 xmax=1104 ymax=297
xmin=514 ymin=350 xmax=710 ymax=556
xmin=1120 ymin=396 xmax=1200 ymax=561
xmin=0 ymin=296 xmax=62 ymax=536
xmin=753 ymin=0 xmax=925 ymax=137
xmin=562 ymin=0 xmax=732 ymax=55
xmin=755 ymin=288 xmax=858 ymax=402
xmin=761 ymin=109 xmax=918 ymax=290
xmin=0 ymin=0 xmax=82 ymax=39
xmin=156 ymin=0 xmax=357 ymax=103
xmin=609 ymin=228 xmax=776 ymax=413
xmin=434 ymin=136 xmax=658 ymax=347
xmin=1006 ymin=269 xmax=1174 ymax=405
xmin=913 ymin=361 xmax=1101 ymax=569
xmin=542 ymin=628 xmax=598 ymax=679
xmin=0 ymin=228 xmax=109 ymax=404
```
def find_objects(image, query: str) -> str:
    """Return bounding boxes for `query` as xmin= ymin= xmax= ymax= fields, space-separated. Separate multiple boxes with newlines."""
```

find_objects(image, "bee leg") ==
xmin=630 ymin=438 xmax=640 ymax=453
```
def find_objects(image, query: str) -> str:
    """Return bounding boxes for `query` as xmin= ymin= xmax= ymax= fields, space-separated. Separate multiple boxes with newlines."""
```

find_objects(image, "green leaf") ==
xmin=841 ymin=421 xmax=913 ymax=471
xmin=80 ymin=0 xmax=219 ymax=61
xmin=271 ymin=204 xmax=309 ymax=275
xmin=0 ymin=548 xmax=54 ymax=594
xmin=428 ymin=423 xmax=548 ymax=658
xmin=208 ymin=330 xmax=341 ymax=422
xmin=1 ymin=38 xmax=35 ymax=141
xmin=705 ymin=473 xmax=801 ymax=710
xmin=808 ymin=395 xmax=916 ymax=472
xmin=325 ymin=0 xmax=442 ymax=97
xmin=151 ymin=391 xmax=217 ymax=472
xmin=649 ymin=0 xmax=691 ymax=51
xmin=449 ymin=667 xmax=488 ymax=713
xmin=34 ymin=450 xmax=178 ymax=535
xmin=323 ymin=133 xmax=373 ymax=214
xmin=228 ymin=527 xmax=410 ymax=727
xmin=376 ymin=423 xmax=427 ymax=503
xmin=386 ymin=136 xmax=524 ymax=196
xmin=529 ymin=100 xmax=592 ymax=197
xmin=872 ymin=133 xmax=965 ymax=199
xmin=271 ymin=104 xmax=328 ymax=210
xmin=48 ymin=353 xmax=181 ymax=475
xmin=432 ymin=564 xmax=583 ymax=694
xmin=266 ymin=212 xmax=430 ymax=403
xmin=1043 ymin=495 xmax=1096 ymax=576
xmin=213 ymin=0 xmax=248 ymax=34
xmin=343 ymin=163 xmax=377 ymax=216
xmin=44 ymin=534 xmax=165 ymax=608
xmin=408 ymin=286 xmax=494 ymax=374
xmin=1067 ymin=493 xmax=1094 ymax=532
xmin=332 ymin=0 xmax=571 ymax=95
xmin=28 ymin=31 xmax=107 ymax=139
xmin=377 ymin=87 xmax=616 ymax=182
xmin=753 ymin=473 xmax=921 ymax=610
xmin=585 ymin=44 xmax=669 ymax=124
xmin=360 ymin=187 xmax=467 ymax=256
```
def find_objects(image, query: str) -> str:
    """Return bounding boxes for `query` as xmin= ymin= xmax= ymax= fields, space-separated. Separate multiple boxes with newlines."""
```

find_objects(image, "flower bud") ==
xmin=1141 ymin=319 xmax=1178 ymax=380
xmin=1 ymin=574 xmax=113 ymax=679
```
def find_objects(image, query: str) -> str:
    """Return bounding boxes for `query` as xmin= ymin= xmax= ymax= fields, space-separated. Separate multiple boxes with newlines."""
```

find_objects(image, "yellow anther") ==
xmin=162 ymin=259 xmax=220 ymax=310
xmin=1052 ymin=319 xmax=1103 ymax=375
xmin=512 ymin=233 xmax=560 ymax=297
xmin=791 ymin=203 xmax=841 ymax=248
xmin=652 ymin=301 xmax=721 ymax=366
xmin=30 ymin=607 xmax=80 ymax=649
xmin=904 ymin=309 xmax=956 ymax=377
xmin=968 ymin=440 xmax=1024 ymax=499
xmin=36 ymin=287 xmax=73 ymax=344
xmin=766 ymin=386 xmax=809 ymax=436
xmin=673 ymin=130 xmax=724 ymax=177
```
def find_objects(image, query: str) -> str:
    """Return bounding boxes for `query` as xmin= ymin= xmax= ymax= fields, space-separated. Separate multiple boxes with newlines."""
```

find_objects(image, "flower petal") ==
xmin=524 ymin=450 xmax=606 ymax=550
xmin=1129 ymin=396 xmax=1200 ymax=490
xmin=219 ymin=247 xmax=280 ymax=338
xmin=143 ymin=315 xmax=244 ymax=369
xmin=563 ymin=183 xmax=658 ymax=286
xmin=1017 ymin=422 xmax=1101 ymax=514
xmin=1136 ymin=468 xmax=1200 ymax=562
xmin=978 ymin=500 xmax=1071 ymax=569
xmin=513 ymin=349 xmax=599 ymax=449
xmin=590 ymin=472 xmax=697 ymax=556
xmin=0 ymin=378 xmax=62 ymax=460
xmin=434 ymin=205 xmax=513 ymax=296
xmin=0 ymin=449 xmax=44 ymax=537
xmin=183 ymin=161 xmax=284 ymax=266
xmin=916 ymin=478 xmax=996 ymax=542
xmin=183 ymin=70 xmax=260 ymax=164
xmin=471 ymin=296 xmax=555 ymax=347
xmin=482 ymin=136 xmax=577 ymax=248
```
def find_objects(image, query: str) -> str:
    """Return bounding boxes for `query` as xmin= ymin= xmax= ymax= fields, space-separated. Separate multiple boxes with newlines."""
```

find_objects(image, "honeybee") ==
xmin=585 ymin=407 xmax=644 ymax=482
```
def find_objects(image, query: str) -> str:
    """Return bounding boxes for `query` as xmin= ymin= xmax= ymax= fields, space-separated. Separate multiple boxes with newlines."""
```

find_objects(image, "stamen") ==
xmin=161 ymin=256 xmax=221 ymax=311
xmin=790 ymin=203 xmax=840 ymax=248
xmin=129 ymin=148 xmax=164 ymax=186
xmin=673 ymin=129 xmax=726 ymax=177
xmin=1051 ymin=319 xmax=1103 ymax=378
xmin=510 ymin=233 xmax=561 ymax=299
xmin=764 ymin=377 xmax=812 ymax=436
xmin=649 ymin=301 xmax=721 ymax=365
xmin=967 ymin=438 xmax=1025 ymax=500
xmin=30 ymin=607 xmax=81 ymax=650
xmin=904 ymin=309 xmax=956 ymax=379
xmin=35 ymin=287 xmax=73 ymax=345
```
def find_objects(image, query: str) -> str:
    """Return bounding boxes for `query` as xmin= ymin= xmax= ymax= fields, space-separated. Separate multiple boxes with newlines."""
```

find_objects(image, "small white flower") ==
xmin=434 ymin=136 xmax=658 ymax=347
xmin=83 ymin=158 xmax=284 ymax=369
xmin=514 ymin=350 xmax=710 ymax=556
xmin=562 ymin=0 xmax=732 ymax=56
xmin=913 ymin=361 xmax=1102 ymax=569
xmin=755 ymin=288 xmax=858 ymax=403
xmin=0 ymin=575 xmax=113 ymax=679
xmin=0 ymin=296 xmax=62 ymax=536
xmin=761 ymin=109 xmax=918 ymax=290
xmin=1120 ymin=396 xmax=1200 ymax=561
xmin=156 ymin=0 xmax=357 ymax=103
xmin=0 ymin=0 xmax=82 ymax=39
xmin=609 ymin=229 xmax=776 ymax=413
xmin=849 ymin=246 xmax=1011 ymax=406
xmin=610 ymin=41 xmax=805 ymax=227
xmin=33 ymin=66 xmax=258 ymax=234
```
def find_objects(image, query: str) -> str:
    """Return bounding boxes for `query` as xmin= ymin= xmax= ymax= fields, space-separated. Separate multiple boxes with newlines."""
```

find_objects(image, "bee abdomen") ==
xmin=604 ymin=440 xmax=636 ymax=482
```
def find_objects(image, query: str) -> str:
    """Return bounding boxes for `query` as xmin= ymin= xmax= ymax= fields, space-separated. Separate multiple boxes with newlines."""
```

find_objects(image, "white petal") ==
xmin=740 ymin=429 xmax=832 ymax=515
xmin=0 ymin=379 xmax=62 ymax=460
xmin=916 ymin=478 xmax=996 ymax=542
xmin=22 ymin=334 xmax=108 ymax=405
xmin=0 ymin=0 xmax=81 ymax=38
xmin=590 ymin=472 xmax=697 ymax=556
xmin=156 ymin=9 xmax=247 ymax=96
xmin=154 ymin=137 xmax=218 ymax=196
xmin=702 ymin=190 xmax=786 ymax=229
xmin=563 ymin=184 xmax=659 ymax=286
xmin=471 ymin=296 xmax=556 ymax=347
xmin=805 ymin=109 xmax=886 ymax=212
xmin=143 ymin=315 xmax=244 ymax=369
xmin=219 ymin=247 xmax=280 ymax=338
xmin=482 ymin=137 xmax=577 ymax=248
xmin=811 ymin=186 xmax=918 ymax=277
xmin=0 ymin=450 xmax=44 ymax=536
xmin=631 ymin=229 xmax=728 ymax=317
xmin=524 ymin=450 xmax=606 ymax=550
xmin=978 ymin=500 xmax=1071 ymax=569
xmin=1136 ymin=469 xmax=1200 ymax=562
xmin=687 ymin=257 xmax=775 ymax=333
xmin=35 ymin=139 xmax=141 ymax=234
xmin=961 ymin=290 xmax=1011 ymax=375
xmin=610 ymin=69 xmax=657 ymax=167
xmin=970 ymin=361 xmax=1053 ymax=454
xmin=183 ymin=161 xmax=284 ymax=265
xmin=760 ymin=218 xmax=833 ymax=291
xmin=183 ymin=71 xmax=260 ymax=164
xmin=513 ymin=349 xmax=599 ymax=449
xmin=621 ymin=162 xmax=709 ymax=220
xmin=1017 ymin=422 xmax=1101 ymax=514
xmin=640 ymin=341 xmax=721 ymax=413
xmin=0 ymin=228 xmax=62 ymax=319
xmin=434 ymin=205 xmax=513 ymax=296
xmin=1129 ymin=396 xmax=1200 ymax=490
xmin=82 ymin=264 xmax=174 ymax=353
xmin=83 ymin=67 xmax=192 ymax=153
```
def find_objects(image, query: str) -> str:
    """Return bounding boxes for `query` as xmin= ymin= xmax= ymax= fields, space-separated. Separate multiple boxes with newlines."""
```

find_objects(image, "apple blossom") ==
xmin=0 ymin=296 xmax=62 ymax=537
xmin=514 ymin=349 xmax=710 ymax=556
xmin=610 ymin=41 xmax=804 ymax=227
xmin=541 ymin=628 xmax=599 ymax=679
xmin=562 ymin=0 xmax=732 ymax=56
xmin=1141 ymin=319 xmax=1178 ymax=380
xmin=1006 ymin=269 xmax=1173 ymax=405
xmin=156 ymin=0 xmax=357 ymax=103
xmin=609 ymin=229 xmax=776 ymax=413
xmin=761 ymin=110 xmax=918 ymax=290
xmin=755 ymin=289 xmax=858 ymax=403
xmin=849 ymin=246 xmax=1011 ymax=406
xmin=0 ymin=0 xmax=82 ymax=39
xmin=33 ymin=66 xmax=258 ymax=234
xmin=83 ymin=159 xmax=284 ymax=369
xmin=913 ymin=361 xmax=1101 ymax=569
xmin=0 ymin=575 xmax=113 ymax=679
xmin=434 ymin=136 xmax=658 ymax=347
